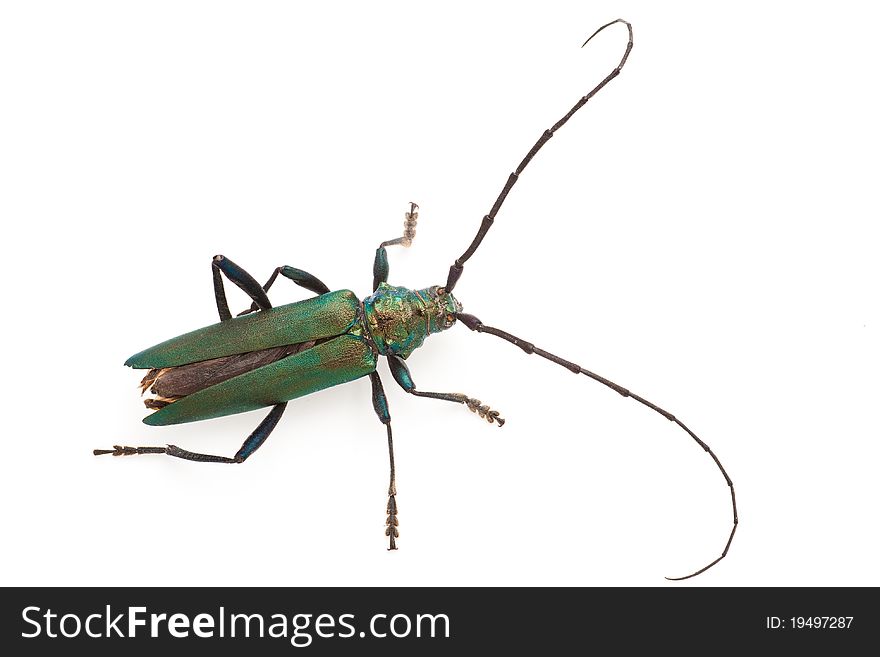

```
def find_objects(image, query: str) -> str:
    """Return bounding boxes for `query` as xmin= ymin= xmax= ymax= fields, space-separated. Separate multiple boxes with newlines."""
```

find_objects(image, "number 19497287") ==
xmin=766 ymin=617 xmax=854 ymax=629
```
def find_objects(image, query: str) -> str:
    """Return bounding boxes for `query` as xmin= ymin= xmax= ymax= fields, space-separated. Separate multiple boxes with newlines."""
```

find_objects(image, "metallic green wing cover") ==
xmin=125 ymin=290 xmax=359 ymax=369
xmin=144 ymin=334 xmax=377 ymax=425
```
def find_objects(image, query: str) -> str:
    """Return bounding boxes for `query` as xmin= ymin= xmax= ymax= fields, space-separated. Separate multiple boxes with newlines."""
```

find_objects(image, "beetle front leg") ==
xmin=372 ymin=202 xmax=418 ymax=290
xmin=387 ymin=354 xmax=505 ymax=426
xmin=369 ymin=372 xmax=399 ymax=550
xmin=94 ymin=403 xmax=287 ymax=463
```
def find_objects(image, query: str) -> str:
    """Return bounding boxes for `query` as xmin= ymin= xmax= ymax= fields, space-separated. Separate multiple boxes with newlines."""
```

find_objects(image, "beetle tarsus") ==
xmin=379 ymin=202 xmax=419 ymax=249
xmin=372 ymin=202 xmax=422 ymax=289
xmin=464 ymin=397 xmax=505 ymax=426
xmin=386 ymin=202 xmax=419 ymax=249
xmin=386 ymin=493 xmax=399 ymax=550
xmin=93 ymin=445 xmax=167 ymax=457
xmin=380 ymin=203 xmax=419 ymax=250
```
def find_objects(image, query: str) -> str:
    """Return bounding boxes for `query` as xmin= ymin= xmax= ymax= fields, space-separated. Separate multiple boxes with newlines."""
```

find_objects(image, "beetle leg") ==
xmin=372 ymin=202 xmax=418 ymax=290
xmin=212 ymin=255 xmax=273 ymax=321
xmin=386 ymin=354 xmax=505 ymax=427
xmin=94 ymin=403 xmax=287 ymax=463
xmin=237 ymin=266 xmax=331 ymax=317
xmin=369 ymin=372 xmax=399 ymax=550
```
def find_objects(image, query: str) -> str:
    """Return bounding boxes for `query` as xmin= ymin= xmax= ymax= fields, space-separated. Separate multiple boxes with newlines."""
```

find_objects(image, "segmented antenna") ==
xmin=444 ymin=19 xmax=633 ymax=293
xmin=457 ymin=312 xmax=738 ymax=580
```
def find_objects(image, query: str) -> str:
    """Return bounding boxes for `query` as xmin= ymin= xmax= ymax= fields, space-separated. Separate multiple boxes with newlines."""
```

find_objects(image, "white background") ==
xmin=1 ymin=1 xmax=878 ymax=587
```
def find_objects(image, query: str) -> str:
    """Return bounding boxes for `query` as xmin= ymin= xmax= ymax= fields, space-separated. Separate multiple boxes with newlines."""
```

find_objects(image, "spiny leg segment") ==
xmin=387 ymin=354 xmax=504 ymax=426
xmin=456 ymin=312 xmax=737 ymax=581
xmin=94 ymin=402 xmax=287 ymax=464
xmin=444 ymin=19 xmax=633 ymax=293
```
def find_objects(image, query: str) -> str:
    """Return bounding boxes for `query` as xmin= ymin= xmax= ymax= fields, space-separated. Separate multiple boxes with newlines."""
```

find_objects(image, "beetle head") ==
xmin=422 ymin=285 xmax=462 ymax=335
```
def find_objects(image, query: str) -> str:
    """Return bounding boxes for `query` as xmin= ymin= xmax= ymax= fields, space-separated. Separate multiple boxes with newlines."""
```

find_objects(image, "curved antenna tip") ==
xmin=665 ymin=552 xmax=729 ymax=581
xmin=582 ymin=18 xmax=632 ymax=48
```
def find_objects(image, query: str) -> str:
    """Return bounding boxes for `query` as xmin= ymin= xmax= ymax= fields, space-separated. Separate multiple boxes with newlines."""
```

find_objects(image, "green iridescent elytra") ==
xmin=126 ymin=290 xmax=361 ymax=369
xmin=127 ymin=286 xmax=460 ymax=426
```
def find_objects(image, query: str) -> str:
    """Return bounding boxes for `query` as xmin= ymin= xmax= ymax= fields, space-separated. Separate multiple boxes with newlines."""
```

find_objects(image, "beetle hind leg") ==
xmin=237 ymin=266 xmax=331 ymax=317
xmin=212 ymin=255 xmax=273 ymax=321
xmin=369 ymin=372 xmax=399 ymax=550
xmin=93 ymin=403 xmax=287 ymax=464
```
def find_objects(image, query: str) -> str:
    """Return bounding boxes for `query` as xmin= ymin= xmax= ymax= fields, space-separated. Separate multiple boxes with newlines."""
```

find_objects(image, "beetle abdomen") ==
xmin=141 ymin=341 xmax=319 ymax=405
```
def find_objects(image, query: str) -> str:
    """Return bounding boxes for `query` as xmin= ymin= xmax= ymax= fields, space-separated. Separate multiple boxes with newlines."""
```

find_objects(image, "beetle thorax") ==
xmin=363 ymin=283 xmax=461 ymax=358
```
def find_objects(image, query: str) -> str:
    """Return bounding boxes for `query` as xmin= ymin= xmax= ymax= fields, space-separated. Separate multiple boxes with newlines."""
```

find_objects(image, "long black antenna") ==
xmin=444 ymin=18 xmax=633 ymax=293
xmin=456 ymin=312 xmax=738 ymax=580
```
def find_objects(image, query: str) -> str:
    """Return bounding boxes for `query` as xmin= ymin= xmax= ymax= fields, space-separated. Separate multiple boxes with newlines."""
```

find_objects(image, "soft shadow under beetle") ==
xmin=96 ymin=19 xmax=737 ymax=580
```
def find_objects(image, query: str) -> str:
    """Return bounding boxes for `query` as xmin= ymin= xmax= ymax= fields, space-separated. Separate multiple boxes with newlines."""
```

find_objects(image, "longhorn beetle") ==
xmin=95 ymin=19 xmax=737 ymax=580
